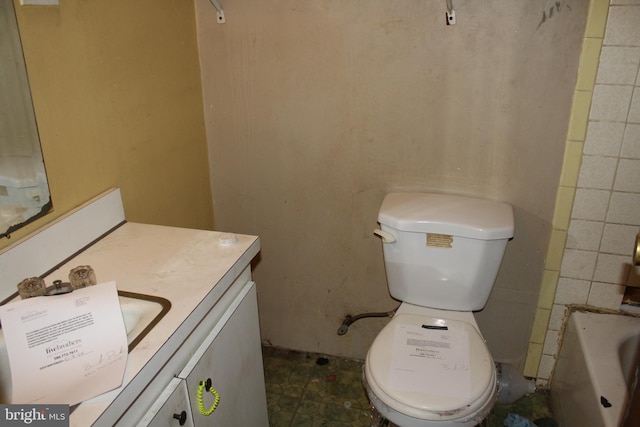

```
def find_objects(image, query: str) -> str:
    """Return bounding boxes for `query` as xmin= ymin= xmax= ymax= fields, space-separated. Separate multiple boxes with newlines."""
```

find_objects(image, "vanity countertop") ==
xmin=37 ymin=222 xmax=260 ymax=426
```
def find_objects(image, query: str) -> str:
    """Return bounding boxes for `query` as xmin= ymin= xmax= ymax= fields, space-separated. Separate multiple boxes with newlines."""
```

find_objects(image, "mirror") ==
xmin=0 ymin=0 xmax=52 ymax=239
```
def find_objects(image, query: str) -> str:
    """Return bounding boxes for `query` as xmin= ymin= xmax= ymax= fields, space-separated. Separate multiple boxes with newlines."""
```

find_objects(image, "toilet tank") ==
xmin=377 ymin=192 xmax=514 ymax=311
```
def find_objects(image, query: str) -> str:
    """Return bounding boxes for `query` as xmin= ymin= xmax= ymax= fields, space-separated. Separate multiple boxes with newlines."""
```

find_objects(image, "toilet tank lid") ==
xmin=378 ymin=192 xmax=514 ymax=239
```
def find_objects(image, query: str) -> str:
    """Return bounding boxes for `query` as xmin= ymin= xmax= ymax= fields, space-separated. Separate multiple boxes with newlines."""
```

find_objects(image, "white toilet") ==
xmin=364 ymin=192 xmax=514 ymax=427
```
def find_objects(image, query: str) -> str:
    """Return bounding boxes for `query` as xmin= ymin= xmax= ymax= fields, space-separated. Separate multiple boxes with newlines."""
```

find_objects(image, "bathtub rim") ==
xmin=551 ymin=306 xmax=640 ymax=427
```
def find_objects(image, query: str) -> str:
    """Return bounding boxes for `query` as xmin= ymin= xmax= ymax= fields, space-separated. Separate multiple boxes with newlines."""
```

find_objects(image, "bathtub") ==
xmin=551 ymin=310 xmax=640 ymax=427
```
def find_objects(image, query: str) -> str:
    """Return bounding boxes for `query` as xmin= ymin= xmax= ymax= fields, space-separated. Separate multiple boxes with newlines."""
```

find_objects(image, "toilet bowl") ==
xmin=364 ymin=304 xmax=496 ymax=427
xmin=366 ymin=192 xmax=513 ymax=426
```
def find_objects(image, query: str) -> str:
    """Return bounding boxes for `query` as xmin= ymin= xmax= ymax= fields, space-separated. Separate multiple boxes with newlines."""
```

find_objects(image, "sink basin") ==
xmin=0 ymin=291 xmax=171 ymax=404
xmin=116 ymin=291 xmax=172 ymax=352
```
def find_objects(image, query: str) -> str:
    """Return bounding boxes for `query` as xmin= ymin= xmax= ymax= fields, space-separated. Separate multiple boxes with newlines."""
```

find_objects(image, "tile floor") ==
xmin=262 ymin=346 xmax=556 ymax=427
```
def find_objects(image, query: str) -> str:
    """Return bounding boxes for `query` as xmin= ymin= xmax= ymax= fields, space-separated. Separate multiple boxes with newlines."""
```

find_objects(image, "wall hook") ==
xmin=446 ymin=0 xmax=456 ymax=25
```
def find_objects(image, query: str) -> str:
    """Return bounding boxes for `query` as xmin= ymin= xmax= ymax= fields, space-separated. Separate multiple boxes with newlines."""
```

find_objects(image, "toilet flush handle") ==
xmin=373 ymin=229 xmax=396 ymax=244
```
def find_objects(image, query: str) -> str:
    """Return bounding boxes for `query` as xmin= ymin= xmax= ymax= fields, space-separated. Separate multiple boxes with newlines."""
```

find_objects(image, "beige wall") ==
xmin=196 ymin=0 xmax=588 ymax=368
xmin=0 ymin=0 xmax=213 ymax=251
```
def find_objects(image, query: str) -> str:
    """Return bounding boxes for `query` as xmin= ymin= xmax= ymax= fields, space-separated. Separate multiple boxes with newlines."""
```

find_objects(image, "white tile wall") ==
xmin=593 ymin=253 xmax=631 ymax=283
xmin=607 ymin=192 xmax=640 ymax=223
xmin=629 ymin=88 xmax=640 ymax=121
xmin=560 ymin=250 xmax=598 ymax=280
xmin=621 ymin=124 xmax=640 ymax=157
xmin=566 ymin=219 xmax=603 ymax=250
xmin=577 ymin=155 xmax=617 ymax=189
xmin=596 ymin=47 xmax=640 ymax=84
xmin=549 ymin=304 xmax=569 ymax=330
xmin=584 ymin=121 xmax=626 ymax=155
xmin=537 ymin=1 xmax=640 ymax=384
xmin=537 ymin=354 xmax=555 ymax=380
xmin=611 ymin=0 xmax=640 ymax=5
xmin=603 ymin=7 xmax=640 ymax=45
xmin=587 ymin=282 xmax=626 ymax=309
xmin=543 ymin=330 xmax=561 ymax=356
xmin=571 ymin=188 xmax=610 ymax=220
xmin=601 ymin=223 xmax=638 ymax=254
xmin=614 ymin=159 xmax=640 ymax=191
xmin=555 ymin=277 xmax=591 ymax=304
xmin=590 ymin=85 xmax=633 ymax=121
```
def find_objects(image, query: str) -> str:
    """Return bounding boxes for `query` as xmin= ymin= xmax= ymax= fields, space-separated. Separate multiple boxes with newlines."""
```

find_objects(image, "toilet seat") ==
xmin=365 ymin=312 xmax=496 ymax=423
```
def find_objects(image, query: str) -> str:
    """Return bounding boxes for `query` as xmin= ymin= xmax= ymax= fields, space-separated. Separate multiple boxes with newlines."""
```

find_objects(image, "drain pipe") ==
xmin=337 ymin=305 xmax=400 ymax=335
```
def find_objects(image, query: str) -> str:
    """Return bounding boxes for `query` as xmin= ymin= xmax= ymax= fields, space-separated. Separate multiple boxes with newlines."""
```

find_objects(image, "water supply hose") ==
xmin=337 ymin=305 xmax=399 ymax=335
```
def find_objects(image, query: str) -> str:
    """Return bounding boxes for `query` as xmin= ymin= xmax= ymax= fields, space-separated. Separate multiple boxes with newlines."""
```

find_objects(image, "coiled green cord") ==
xmin=197 ymin=380 xmax=220 ymax=416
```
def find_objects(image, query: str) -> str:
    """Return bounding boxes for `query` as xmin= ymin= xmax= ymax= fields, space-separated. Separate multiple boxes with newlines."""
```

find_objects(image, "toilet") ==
xmin=364 ymin=192 xmax=514 ymax=427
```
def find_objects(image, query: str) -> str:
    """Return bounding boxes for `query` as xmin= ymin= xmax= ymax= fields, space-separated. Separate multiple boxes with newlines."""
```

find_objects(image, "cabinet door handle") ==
xmin=172 ymin=411 xmax=187 ymax=426
xmin=197 ymin=378 xmax=220 ymax=416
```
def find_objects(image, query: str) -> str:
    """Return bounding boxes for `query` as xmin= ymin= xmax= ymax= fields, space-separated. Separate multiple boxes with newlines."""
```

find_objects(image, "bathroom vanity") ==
xmin=0 ymin=189 xmax=268 ymax=426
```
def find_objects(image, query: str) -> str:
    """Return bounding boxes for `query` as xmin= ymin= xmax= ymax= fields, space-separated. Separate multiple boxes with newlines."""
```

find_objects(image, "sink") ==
xmin=116 ymin=291 xmax=172 ymax=352
xmin=0 ymin=291 xmax=171 ymax=404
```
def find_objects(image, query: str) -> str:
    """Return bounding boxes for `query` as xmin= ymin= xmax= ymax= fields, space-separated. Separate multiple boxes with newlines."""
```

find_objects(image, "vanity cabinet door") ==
xmin=179 ymin=281 xmax=268 ymax=427
xmin=136 ymin=377 xmax=194 ymax=427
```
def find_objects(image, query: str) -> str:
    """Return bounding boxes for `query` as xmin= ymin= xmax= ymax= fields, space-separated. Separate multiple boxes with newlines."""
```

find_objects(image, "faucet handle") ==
xmin=69 ymin=265 xmax=96 ymax=289
xmin=17 ymin=277 xmax=46 ymax=299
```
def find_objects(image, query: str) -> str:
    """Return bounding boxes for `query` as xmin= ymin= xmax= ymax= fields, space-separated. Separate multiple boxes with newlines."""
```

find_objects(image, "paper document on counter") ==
xmin=0 ymin=281 xmax=128 ymax=405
